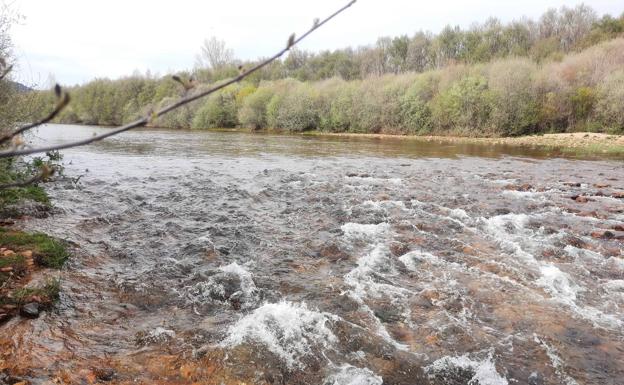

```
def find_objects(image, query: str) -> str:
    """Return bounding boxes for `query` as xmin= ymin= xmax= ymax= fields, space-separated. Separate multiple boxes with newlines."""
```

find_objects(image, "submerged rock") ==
xmin=93 ymin=367 xmax=116 ymax=382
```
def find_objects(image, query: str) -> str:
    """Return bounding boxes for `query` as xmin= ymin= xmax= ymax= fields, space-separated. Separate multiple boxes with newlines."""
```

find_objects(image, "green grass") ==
xmin=0 ymin=159 xmax=51 ymax=212
xmin=0 ymin=253 xmax=25 ymax=269
xmin=12 ymin=277 xmax=61 ymax=306
xmin=0 ymin=185 xmax=50 ymax=206
xmin=0 ymin=254 xmax=26 ymax=286
xmin=0 ymin=228 xmax=68 ymax=268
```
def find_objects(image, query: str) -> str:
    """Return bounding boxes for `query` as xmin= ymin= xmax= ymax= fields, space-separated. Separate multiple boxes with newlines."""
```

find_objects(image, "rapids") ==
xmin=1 ymin=124 xmax=623 ymax=384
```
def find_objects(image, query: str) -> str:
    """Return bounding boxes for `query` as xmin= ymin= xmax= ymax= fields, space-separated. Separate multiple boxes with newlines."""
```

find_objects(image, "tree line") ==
xmin=25 ymin=4 xmax=624 ymax=136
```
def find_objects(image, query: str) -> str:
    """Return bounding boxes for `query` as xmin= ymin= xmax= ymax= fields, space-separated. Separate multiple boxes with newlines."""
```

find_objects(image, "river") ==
xmin=3 ymin=124 xmax=624 ymax=385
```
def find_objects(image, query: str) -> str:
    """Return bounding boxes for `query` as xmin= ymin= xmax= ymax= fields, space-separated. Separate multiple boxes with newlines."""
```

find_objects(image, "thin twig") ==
xmin=0 ymin=64 xmax=12 ymax=81
xmin=0 ymin=0 xmax=356 ymax=159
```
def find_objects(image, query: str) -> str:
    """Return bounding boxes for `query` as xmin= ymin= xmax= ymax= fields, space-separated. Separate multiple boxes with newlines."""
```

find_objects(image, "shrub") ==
xmin=400 ymin=73 xmax=438 ymax=134
xmin=487 ymin=58 xmax=539 ymax=136
xmin=314 ymin=78 xmax=348 ymax=132
xmin=570 ymin=86 xmax=596 ymax=123
xmin=153 ymin=97 xmax=194 ymax=129
xmin=238 ymin=86 xmax=275 ymax=129
xmin=595 ymin=70 xmax=624 ymax=132
xmin=192 ymin=88 xmax=238 ymax=129
xmin=431 ymin=75 xmax=493 ymax=135
xmin=272 ymin=83 xmax=320 ymax=132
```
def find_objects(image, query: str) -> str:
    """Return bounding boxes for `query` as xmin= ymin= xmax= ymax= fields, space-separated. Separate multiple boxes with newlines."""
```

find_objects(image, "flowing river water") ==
xmin=2 ymin=124 xmax=624 ymax=385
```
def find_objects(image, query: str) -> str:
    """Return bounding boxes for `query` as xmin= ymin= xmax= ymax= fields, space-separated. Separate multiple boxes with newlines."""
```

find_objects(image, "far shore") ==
xmin=47 ymin=123 xmax=624 ymax=156
xmin=300 ymin=131 xmax=624 ymax=155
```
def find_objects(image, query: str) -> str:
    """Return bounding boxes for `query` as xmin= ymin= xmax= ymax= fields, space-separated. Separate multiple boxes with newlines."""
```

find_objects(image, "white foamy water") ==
xmin=426 ymin=352 xmax=508 ymax=385
xmin=179 ymin=262 xmax=258 ymax=309
xmin=220 ymin=302 xmax=337 ymax=369
xmin=537 ymin=264 xmax=581 ymax=303
xmin=399 ymin=249 xmax=443 ymax=271
xmin=323 ymin=364 xmax=383 ymax=385
xmin=143 ymin=327 xmax=175 ymax=344
xmin=604 ymin=279 xmax=624 ymax=293
xmin=481 ymin=213 xmax=623 ymax=330
xmin=341 ymin=222 xmax=391 ymax=240
xmin=219 ymin=262 xmax=258 ymax=304
xmin=342 ymin=243 xmax=411 ymax=350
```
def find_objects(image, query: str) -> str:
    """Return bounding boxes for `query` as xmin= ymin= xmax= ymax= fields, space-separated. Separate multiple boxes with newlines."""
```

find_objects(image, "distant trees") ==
xmin=191 ymin=4 xmax=619 ymax=83
xmin=196 ymin=36 xmax=235 ymax=70
xmin=24 ymin=4 xmax=624 ymax=137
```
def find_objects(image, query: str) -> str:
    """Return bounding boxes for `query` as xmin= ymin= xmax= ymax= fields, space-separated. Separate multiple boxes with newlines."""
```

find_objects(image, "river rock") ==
xmin=373 ymin=305 xmax=403 ymax=323
xmin=572 ymin=195 xmax=591 ymax=203
xmin=612 ymin=224 xmax=624 ymax=232
xmin=20 ymin=302 xmax=40 ymax=318
xmin=590 ymin=230 xmax=615 ymax=239
xmin=504 ymin=183 xmax=533 ymax=192
xmin=565 ymin=236 xmax=587 ymax=249
xmin=211 ymin=272 xmax=242 ymax=301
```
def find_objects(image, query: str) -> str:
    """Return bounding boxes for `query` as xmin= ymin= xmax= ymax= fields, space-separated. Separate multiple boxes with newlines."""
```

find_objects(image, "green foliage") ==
xmin=431 ymin=76 xmax=493 ymax=135
xmin=20 ymin=12 xmax=624 ymax=138
xmin=0 ymin=159 xmax=51 ymax=214
xmin=238 ymin=86 xmax=275 ymax=129
xmin=271 ymin=82 xmax=320 ymax=132
xmin=192 ymin=87 xmax=238 ymax=129
xmin=400 ymin=73 xmax=438 ymax=134
xmin=0 ymin=228 xmax=68 ymax=268
xmin=487 ymin=59 xmax=539 ymax=136
xmin=570 ymin=87 xmax=596 ymax=122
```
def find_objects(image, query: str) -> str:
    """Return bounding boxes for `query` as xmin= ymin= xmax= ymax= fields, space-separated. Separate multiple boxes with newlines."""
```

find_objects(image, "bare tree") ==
xmin=195 ymin=36 xmax=235 ymax=70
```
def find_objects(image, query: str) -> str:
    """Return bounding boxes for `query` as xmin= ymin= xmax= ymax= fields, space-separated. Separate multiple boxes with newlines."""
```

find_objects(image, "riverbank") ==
xmin=301 ymin=131 xmax=624 ymax=156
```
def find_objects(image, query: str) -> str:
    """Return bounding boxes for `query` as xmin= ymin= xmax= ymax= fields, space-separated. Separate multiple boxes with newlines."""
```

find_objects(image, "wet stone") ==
xmin=504 ymin=183 xmax=533 ymax=192
xmin=565 ymin=236 xmax=587 ymax=249
xmin=373 ymin=305 xmax=403 ymax=323
xmin=211 ymin=272 xmax=243 ymax=301
xmin=389 ymin=242 xmax=410 ymax=257
xmin=528 ymin=372 xmax=544 ymax=385
xmin=20 ymin=303 xmax=40 ymax=319
xmin=320 ymin=243 xmax=349 ymax=262
xmin=591 ymin=230 xmax=615 ymax=239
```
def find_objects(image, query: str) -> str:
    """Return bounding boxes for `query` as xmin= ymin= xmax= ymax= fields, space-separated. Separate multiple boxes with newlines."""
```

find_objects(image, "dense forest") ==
xmin=27 ymin=4 xmax=624 ymax=136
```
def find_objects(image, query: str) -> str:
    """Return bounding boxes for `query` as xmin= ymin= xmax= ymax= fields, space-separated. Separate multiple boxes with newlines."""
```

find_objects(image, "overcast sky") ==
xmin=8 ymin=0 xmax=623 ymax=87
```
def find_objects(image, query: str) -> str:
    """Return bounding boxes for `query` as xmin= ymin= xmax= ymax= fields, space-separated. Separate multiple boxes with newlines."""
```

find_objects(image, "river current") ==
xmin=3 ymin=124 xmax=624 ymax=384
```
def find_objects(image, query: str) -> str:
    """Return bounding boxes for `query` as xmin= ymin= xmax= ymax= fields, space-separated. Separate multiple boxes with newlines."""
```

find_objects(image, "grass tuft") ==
xmin=0 ymin=228 xmax=68 ymax=268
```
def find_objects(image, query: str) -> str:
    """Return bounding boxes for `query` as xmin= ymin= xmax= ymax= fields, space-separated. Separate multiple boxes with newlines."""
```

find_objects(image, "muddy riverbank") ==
xmin=1 ymin=124 xmax=623 ymax=384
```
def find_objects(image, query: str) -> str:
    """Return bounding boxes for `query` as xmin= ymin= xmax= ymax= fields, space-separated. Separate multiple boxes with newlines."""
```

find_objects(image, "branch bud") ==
xmin=287 ymin=34 xmax=296 ymax=49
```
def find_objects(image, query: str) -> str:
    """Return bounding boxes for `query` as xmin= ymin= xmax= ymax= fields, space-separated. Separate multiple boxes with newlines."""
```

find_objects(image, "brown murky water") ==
xmin=2 ymin=124 xmax=623 ymax=385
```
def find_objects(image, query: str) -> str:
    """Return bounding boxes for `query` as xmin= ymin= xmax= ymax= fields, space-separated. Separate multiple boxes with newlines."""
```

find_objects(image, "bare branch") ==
xmin=0 ymin=64 xmax=12 ymax=81
xmin=0 ymin=85 xmax=70 ymax=146
xmin=0 ymin=0 xmax=357 ymax=159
